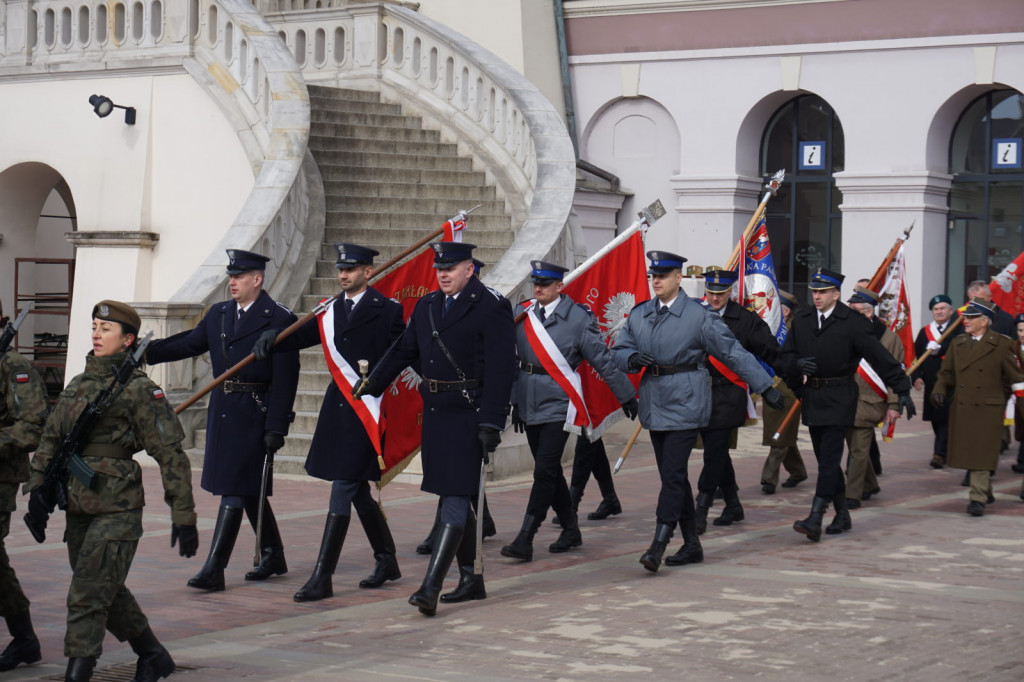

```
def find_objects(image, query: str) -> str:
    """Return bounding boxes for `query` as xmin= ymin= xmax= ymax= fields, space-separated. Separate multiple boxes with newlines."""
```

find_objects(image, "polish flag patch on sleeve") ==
xmin=152 ymin=388 xmax=165 ymax=400
xmin=15 ymin=373 xmax=30 ymax=383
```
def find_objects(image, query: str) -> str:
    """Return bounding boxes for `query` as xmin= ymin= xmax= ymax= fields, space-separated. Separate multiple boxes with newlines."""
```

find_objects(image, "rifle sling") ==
xmin=80 ymin=443 xmax=135 ymax=460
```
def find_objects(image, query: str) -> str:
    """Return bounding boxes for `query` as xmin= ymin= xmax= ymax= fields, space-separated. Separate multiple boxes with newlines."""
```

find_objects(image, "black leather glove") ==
xmin=478 ymin=426 xmax=501 ymax=464
xmin=511 ymin=405 xmax=526 ymax=433
xmin=620 ymin=398 xmax=639 ymax=420
xmin=353 ymin=376 xmax=383 ymax=399
xmin=795 ymin=357 xmax=817 ymax=375
xmin=628 ymin=351 xmax=655 ymax=372
xmin=263 ymin=430 xmax=285 ymax=455
xmin=252 ymin=329 xmax=278 ymax=361
xmin=762 ymin=387 xmax=785 ymax=412
xmin=171 ymin=524 xmax=199 ymax=558
xmin=26 ymin=488 xmax=53 ymax=541
xmin=898 ymin=393 xmax=917 ymax=420
xmin=930 ymin=392 xmax=945 ymax=408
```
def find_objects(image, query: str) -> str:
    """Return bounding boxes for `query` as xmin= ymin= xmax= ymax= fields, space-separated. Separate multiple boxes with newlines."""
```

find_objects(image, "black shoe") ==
xmin=65 ymin=657 xmax=96 ymax=682
xmin=845 ymin=498 xmax=861 ymax=510
xmin=694 ymin=492 xmax=713 ymax=535
xmin=358 ymin=506 xmax=401 ymax=589
xmin=860 ymin=487 xmax=880 ymax=501
xmin=587 ymin=495 xmax=622 ymax=520
xmin=0 ymin=611 xmax=41 ymax=672
xmin=713 ymin=489 xmax=744 ymax=527
xmin=244 ymin=502 xmax=287 ymax=581
xmin=501 ymin=514 xmax=540 ymax=562
xmin=966 ymin=501 xmax=985 ymax=517
xmin=294 ymin=513 xmax=349 ymax=602
xmin=188 ymin=503 xmax=243 ymax=591
xmin=987 ymin=491 xmax=996 ymax=504
xmin=128 ymin=626 xmax=175 ymax=682
xmin=761 ymin=483 xmax=776 ymax=495
xmin=793 ymin=497 xmax=829 ymax=542
xmin=780 ymin=475 xmax=808 ymax=488
xmin=825 ymin=494 xmax=852 ymax=535
xmin=640 ymin=523 xmax=674 ymax=573
xmin=409 ymin=523 xmax=463 ymax=616
xmin=440 ymin=514 xmax=486 ymax=604
xmin=549 ymin=509 xmax=582 ymax=553
xmin=416 ymin=503 xmax=442 ymax=555
xmin=665 ymin=519 xmax=703 ymax=567
xmin=930 ymin=455 xmax=946 ymax=469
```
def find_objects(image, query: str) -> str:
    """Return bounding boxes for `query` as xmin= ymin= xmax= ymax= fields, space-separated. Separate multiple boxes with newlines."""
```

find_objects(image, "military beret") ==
xmin=1015 ymin=312 xmax=1024 ymax=325
xmin=226 ymin=249 xmax=270 ymax=275
xmin=92 ymin=300 xmax=141 ymax=335
xmin=928 ymin=294 xmax=953 ymax=309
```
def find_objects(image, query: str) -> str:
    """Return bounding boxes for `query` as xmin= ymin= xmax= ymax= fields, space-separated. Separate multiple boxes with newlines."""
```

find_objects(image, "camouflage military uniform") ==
xmin=0 ymin=350 xmax=48 ymax=618
xmin=26 ymin=351 xmax=196 ymax=658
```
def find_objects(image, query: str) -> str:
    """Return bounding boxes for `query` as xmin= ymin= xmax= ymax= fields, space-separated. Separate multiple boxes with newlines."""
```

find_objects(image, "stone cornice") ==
xmin=564 ymin=0 xmax=846 ymax=18
xmin=65 ymin=231 xmax=160 ymax=248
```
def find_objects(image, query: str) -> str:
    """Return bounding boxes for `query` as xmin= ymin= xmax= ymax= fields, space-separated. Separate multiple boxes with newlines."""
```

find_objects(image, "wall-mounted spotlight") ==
xmin=89 ymin=94 xmax=136 ymax=125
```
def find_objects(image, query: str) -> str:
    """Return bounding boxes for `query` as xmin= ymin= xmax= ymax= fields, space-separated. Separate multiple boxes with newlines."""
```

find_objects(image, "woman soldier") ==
xmin=24 ymin=301 xmax=199 ymax=682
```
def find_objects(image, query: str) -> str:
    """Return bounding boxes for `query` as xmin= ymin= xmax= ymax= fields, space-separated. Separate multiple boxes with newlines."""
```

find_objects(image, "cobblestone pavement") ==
xmin=5 ymin=399 xmax=1023 ymax=681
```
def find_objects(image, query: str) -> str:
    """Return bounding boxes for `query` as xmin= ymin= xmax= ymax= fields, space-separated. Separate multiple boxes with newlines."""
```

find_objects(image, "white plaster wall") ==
xmin=0 ymin=73 xmax=254 ymax=375
xmin=569 ymin=35 xmax=1024 ymax=319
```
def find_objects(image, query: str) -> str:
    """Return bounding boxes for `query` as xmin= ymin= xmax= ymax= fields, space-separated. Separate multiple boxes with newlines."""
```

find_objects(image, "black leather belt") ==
xmin=424 ymin=378 xmax=480 ymax=393
xmin=81 ymin=443 xmax=135 ymax=460
xmin=224 ymin=380 xmax=270 ymax=393
xmin=648 ymin=363 xmax=699 ymax=376
xmin=520 ymin=361 xmax=549 ymax=375
xmin=807 ymin=376 xmax=851 ymax=388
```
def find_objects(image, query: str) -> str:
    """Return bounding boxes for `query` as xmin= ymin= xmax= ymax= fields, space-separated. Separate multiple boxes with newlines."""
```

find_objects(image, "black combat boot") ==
xmin=65 ymin=656 xmax=96 ymax=682
xmin=713 ymin=487 xmax=744 ymax=526
xmin=245 ymin=501 xmax=288 ymax=581
xmin=416 ymin=503 xmax=442 ymax=555
xmin=793 ymin=496 xmax=830 ymax=542
xmin=665 ymin=518 xmax=704 ymax=566
xmin=694 ymin=492 xmax=714 ymax=535
xmin=549 ymin=506 xmax=583 ymax=553
xmin=552 ymin=486 xmax=583 ymax=527
xmin=480 ymin=497 xmax=497 ymax=539
xmin=588 ymin=492 xmax=622 ymax=521
xmin=500 ymin=513 xmax=541 ymax=561
xmin=0 ymin=610 xmax=41 ymax=671
xmin=358 ymin=505 xmax=401 ymax=588
xmin=188 ymin=503 xmax=242 ymax=591
xmin=409 ymin=523 xmax=463 ymax=616
xmin=128 ymin=626 xmax=175 ymax=682
xmin=825 ymin=492 xmax=852 ymax=535
xmin=639 ymin=522 xmax=674 ymax=573
xmin=293 ymin=513 xmax=349 ymax=602
xmin=441 ymin=514 xmax=486 ymax=604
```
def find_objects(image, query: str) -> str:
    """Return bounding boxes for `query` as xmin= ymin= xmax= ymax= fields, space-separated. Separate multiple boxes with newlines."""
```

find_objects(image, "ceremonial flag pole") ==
xmin=172 ymin=207 xmax=480 ymax=416
xmin=615 ymin=169 xmax=786 ymax=472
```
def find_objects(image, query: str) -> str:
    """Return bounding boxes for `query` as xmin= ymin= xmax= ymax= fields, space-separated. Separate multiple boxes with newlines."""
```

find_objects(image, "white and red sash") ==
xmin=316 ymin=299 xmax=384 ymax=455
xmin=924 ymin=322 xmax=946 ymax=358
xmin=856 ymin=359 xmax=888 ymax=400
xmin=707 ymin=356 xmax=758 ymax=420
xmin=521 ymin=301 xmax=591 ymax=434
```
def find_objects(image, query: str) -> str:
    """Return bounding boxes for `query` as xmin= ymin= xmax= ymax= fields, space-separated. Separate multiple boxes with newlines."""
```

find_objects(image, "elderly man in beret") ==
xmin=911 ymin=294 xmax=963 ymax=469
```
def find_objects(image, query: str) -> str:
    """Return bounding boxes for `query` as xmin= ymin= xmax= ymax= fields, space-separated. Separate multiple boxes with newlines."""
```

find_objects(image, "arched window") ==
xmin=759 ymin=95 xmax=844 ymax=301
xmin=947 ymin=89 xmax=1024 ymax=298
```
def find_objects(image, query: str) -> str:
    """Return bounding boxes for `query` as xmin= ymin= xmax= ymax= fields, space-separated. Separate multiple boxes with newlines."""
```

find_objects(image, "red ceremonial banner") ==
xmin=990 ymin=249 xmax=1024 ymax=316
xmin=562 ymin=230 xmax=649 ymax=439
xmin=372 ymin=247 xmax=438 ymax=484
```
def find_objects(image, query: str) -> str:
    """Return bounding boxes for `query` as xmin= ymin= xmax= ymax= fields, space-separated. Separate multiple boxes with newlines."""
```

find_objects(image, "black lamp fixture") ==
xmin=89 ymin=94 xmax=136 ymax=125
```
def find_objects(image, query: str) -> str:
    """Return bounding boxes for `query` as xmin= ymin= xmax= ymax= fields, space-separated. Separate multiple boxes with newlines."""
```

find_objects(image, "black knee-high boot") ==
xmin=409 ymin=523 xmax=463 ymax=616
xmin=187 ymin=503 xmax=242 ymax=591
xmin=441 ymin=514 xmax=486 ymax=604
xmin=245 ymin=500 xmax=288 ymax=581
xmin=294 ymin=513 xmax=349 ymax=602
xmin=358 ymin=505 xmax=401 ymax=588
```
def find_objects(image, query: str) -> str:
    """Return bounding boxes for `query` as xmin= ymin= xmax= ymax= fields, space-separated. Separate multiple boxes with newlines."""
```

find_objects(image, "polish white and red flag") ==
xmin=877 ymin=243 xmax=915 ymax=368
xmin=989 ymin=250 xmax=1024 ymax=316
xmin=561 ymin=230 xmax=648 ymax=440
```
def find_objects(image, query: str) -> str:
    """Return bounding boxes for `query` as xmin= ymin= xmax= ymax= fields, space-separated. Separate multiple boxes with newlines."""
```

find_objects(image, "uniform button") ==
xmin=221 ymin=414 xmax=226 ymax=418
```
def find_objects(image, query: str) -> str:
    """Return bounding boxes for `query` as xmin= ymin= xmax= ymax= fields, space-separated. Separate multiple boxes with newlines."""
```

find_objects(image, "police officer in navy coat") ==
xmin=361 ymin=242 xmax=515 ymax=617
xmin=695 ymin=269 xmax=783 ymax=534
xmin=779 ymin=268 xmax=914 ymax=542
xmin=254 ymin=243 xmax=406 ymax=602
xmin=146 ymin=249 xmax=300 ymax=590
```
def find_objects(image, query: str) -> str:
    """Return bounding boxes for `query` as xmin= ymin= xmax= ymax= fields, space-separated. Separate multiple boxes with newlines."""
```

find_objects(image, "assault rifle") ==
xmin=0 ymin=304 xmax=33 ymax=355
xmin=24 ymin=332 xmax=153 ymax=543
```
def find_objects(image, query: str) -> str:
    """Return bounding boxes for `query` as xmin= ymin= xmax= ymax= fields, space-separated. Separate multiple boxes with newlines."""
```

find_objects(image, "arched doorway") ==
xmin=947 ymin=89 xmax=1024 ymax=299
xmin=759 ymin=94 xmax=845 ymax=302
xmin=0 ymin=163 xmax=76 ymax=395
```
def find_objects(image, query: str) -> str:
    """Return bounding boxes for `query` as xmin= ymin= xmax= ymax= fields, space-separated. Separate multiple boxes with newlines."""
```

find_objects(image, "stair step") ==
xmin=317 ymin=164 xmax=486 ymax=186
xmin=307 ymin=85 xmax=382 ymax=102
xmin=313 ymin=150 xmax=475 ymax=171
xmin=308 ymin=94 xmax=403 ymax=116
xmin=192 ymin=431 xmax=313 ymax=459
xmin=310 ymin=121 xmax=441 ymax=143
xmin=309 ymin=135 xmax=460 ymax=157
xmin=325 ymin=195 xmax=505 ymax=214
xmin=323 ymin=180 xmax=496 ymax=201
xmin=325 ymin=213 xmax=510 ymax=231
xmin=311 ymin=108 xmax=425 ymax=129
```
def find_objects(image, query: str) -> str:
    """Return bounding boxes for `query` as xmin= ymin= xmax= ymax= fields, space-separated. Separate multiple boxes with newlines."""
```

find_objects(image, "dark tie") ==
xmin=537 ymin=306 xmax=547 ymax=323
xmin=819 ymin=313 xmax=825 ymax=329
xmin=444 ymin=296 xmax=454 ymax=316
xmin=345 ymin=298 xmax=355 ymax=316
xmin=937 ymin=324 xmax=944 ymax=334
xmin=237 ymin=307 xmax=245 ymax=322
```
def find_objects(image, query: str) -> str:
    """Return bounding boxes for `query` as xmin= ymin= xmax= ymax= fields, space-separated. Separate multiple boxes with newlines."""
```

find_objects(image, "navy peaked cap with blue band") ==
xmin=928 ymin=294 xmax=953 ymax=309
xmin=808 ymin=267 xmax=845 ymax=290
xmin=472 ymin=258 xmax=485 ymax=275
xmin=704 ymin=269 xmax=738 ymax=293
xmin=333 ymin=242 xmax=379 ymax=269
xmin=530 ymin=260 xmax=569 ymax=283
xmin=779 ymin=290 xmax=799 ymax=309
xmin=431 ymin=241 xmax=476 ymax=268
xmin=961 ymin=297 xmax=995 ymax=320
xmin=225 ymin=249 xmax=270 ymax=275
xmin=847 ymin=285 xmax=880 ymax=306
xmin=646 ymin=250 xmax=687 ymax=274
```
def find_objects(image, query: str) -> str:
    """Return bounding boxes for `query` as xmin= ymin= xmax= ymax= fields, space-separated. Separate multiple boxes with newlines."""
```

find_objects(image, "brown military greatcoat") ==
xmin=933 ymin=329 xmax=1024 ymax=471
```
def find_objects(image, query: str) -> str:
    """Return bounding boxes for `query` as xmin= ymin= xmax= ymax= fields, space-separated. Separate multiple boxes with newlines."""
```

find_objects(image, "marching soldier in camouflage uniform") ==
xmin=0 ymin=301 xmax=48 ymax=672
xmin=25 ymin=301 xmax=198 ymax=682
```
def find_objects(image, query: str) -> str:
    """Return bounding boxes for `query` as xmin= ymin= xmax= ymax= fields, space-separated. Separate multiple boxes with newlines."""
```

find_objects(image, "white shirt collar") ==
xmin=345 ymin=289 xmax=367 ymax=307
xmin=818 ymin=304 xmax=837 ymax=320
xmin=659 ymin=295 xmax=678 ymax=310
